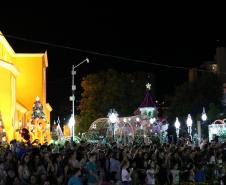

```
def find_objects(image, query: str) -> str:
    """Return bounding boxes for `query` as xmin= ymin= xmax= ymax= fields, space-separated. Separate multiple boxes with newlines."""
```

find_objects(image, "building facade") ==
xmin=0 ymin=32 xmax=52 ymax=142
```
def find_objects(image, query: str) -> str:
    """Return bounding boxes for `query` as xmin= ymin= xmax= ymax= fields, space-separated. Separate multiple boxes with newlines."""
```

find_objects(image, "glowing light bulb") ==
xmin=36 ymin=96 xmax=40 ymax=101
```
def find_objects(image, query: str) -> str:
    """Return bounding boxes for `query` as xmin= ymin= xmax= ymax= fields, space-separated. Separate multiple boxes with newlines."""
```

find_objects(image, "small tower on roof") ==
xmin=139 ymin=83 xmax=157 ymax=119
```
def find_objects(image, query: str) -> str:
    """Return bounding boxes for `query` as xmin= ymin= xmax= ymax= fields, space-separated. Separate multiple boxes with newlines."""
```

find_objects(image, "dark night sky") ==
xmin=0 ymin=8 xmax=219 ymax=121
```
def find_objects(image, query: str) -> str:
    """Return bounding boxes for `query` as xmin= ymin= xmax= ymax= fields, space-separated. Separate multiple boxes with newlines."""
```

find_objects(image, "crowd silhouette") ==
xmin=0 ymin=137 xmax=225 ymax=185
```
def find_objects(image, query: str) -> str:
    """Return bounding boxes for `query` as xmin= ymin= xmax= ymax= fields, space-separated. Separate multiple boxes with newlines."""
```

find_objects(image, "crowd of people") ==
xmin=0 ymin=138 xmax=225 ymax=185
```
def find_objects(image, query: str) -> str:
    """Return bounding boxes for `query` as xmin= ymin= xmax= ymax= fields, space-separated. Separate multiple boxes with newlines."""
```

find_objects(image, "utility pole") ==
xmin=71 ymin=66 xmax=76 ymax=141
xmin=70 ymin=58 xmax=89 ymax=142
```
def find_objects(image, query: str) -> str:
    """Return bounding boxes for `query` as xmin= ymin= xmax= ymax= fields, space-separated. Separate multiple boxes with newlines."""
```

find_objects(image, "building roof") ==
xmin=140 ymin=90 xmax=156 ymax=108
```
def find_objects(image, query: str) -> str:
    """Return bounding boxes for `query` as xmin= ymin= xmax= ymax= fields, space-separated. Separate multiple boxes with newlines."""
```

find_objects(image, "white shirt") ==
xmin=121 ymin=169 xmax=131 ymax=182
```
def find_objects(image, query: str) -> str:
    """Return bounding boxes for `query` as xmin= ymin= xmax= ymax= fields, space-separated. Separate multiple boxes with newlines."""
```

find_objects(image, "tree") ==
xmin=78 ymin=69 xmax=152 ymax=133
xmin=75 ymin=113 xmax=95 ymax=134
xmin=166 ymin=73 xmax=223 ymax=137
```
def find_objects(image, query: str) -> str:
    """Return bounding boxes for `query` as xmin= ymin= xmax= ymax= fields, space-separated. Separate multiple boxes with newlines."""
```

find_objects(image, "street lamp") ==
xmin=186 ymin=114 xmax=193 ymax=139
xmin=201 ymin=107 xmax=207 ymax=121
xmin=175 ymin=117 xmax=180 ymax=139
xmin=70 ymin=58 xmax=89 ymax=141
xmin=68 ymin=115 xmax=75 ymax=142
xmin=197 ymin=107 xmax=207 ymax=144
xmin=108 ymin=109 xmax=118 ymax=141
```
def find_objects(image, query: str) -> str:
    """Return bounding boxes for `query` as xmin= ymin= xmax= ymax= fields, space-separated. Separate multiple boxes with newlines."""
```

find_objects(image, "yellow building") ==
xmin=0 ymin=31 xmax=52 ymax=142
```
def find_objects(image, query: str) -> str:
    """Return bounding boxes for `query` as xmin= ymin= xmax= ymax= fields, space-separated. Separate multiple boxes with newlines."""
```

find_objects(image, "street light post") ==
xmin=186 ymin=114 xmax=193 ymax=139
xmin=70 ymin=58 xmax=89 ymax=141
xmin=201 ymin=107 xmax=207 ymax=122
xmin=197 ymin=107 xmax=207 ymax=144
xmin=175 ymin=117 xmax=180 ymax=139
xmin=68 ymin=115 xmax=75 ymax=142
xmin=108 ymin=109 xmax=118 ymax=141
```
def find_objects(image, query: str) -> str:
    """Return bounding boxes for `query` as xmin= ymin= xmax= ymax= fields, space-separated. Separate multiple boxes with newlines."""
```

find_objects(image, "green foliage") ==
xmin=75 ymin=112 xmax=95 ymax=134
xmin=81 ymin=130 xmax=99 ymax=142
xmin=135 ymin=128 xmax=144 ymax=136
xmin=167 ymin=73 xmax=222 ymax=123
xmin=149 ymin=134 xmax=160 ymax=144
xmin=78 ymin=69 xmax=150 ymax=133
xmin=51 ymin=131 xmax=58 ymax=141
xmin=207 ymin=103 xmax=221 ymax=121
xmin=134 ymin=135 xmax=144 ymax=145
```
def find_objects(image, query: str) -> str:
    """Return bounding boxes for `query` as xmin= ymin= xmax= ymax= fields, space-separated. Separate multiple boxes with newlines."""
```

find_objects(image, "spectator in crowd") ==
xmin=0 ymin=136 xmax=224 ymax=184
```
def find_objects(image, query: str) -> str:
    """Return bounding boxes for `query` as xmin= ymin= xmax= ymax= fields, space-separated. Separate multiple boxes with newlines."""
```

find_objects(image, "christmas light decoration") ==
xmin=32 ymin=96 xmax=45 ymax=119
xmin=175 ymin=117 xmax=180 ymax=138
xmin=201 ymin=107 xmax=207 ymax=121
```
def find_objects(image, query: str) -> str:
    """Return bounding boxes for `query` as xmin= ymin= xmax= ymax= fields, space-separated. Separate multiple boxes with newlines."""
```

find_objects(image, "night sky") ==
xmin=0 ymin=8 xmax=219 ymax=122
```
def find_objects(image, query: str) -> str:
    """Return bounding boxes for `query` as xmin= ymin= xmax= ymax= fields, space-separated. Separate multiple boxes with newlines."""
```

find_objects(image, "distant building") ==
xmin=197 ymin=46 xmax=226 ymax=106
xmin=200 ymin=47 xmax=226 ymax=76
xmin=216 ymin=47 xmax=226 ymax=82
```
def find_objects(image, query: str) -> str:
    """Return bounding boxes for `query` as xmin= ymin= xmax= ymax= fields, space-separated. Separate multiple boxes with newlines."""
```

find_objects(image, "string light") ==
xmin=0 ymin=33 xmax=224 ymax=75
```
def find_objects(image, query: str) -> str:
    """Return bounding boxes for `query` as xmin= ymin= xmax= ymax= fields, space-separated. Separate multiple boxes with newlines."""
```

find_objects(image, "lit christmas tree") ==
xmin=30 ymin=96 xmax=51 ymax=144
xmin=32 ymin=96 xmax=45 ymax=119
xmin=51 ymin=117 xmax=65 ymax=144
xmin=0 ymin=111 xmax=7 ymax=144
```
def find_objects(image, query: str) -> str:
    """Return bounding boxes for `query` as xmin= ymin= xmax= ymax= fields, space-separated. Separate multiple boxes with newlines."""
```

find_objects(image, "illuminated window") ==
xmin=211 ymin=64 xmax=217 ymax=72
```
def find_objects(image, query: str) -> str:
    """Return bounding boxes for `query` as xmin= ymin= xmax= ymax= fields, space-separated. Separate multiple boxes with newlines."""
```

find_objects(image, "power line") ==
xmin=1 ymin=33 xmax=225 ymax=75
xmin=1 ymin=33 xmax=161 ymax=64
